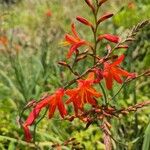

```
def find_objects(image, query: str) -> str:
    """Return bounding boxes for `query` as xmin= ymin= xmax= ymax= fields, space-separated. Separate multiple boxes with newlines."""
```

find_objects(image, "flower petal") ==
xmin=24 ymin=107 xmax=41 ymax=126
xmin=71 ymin=23 xmax=80 ymax=40
xmin=67 ymin=41 xmax=86 ymax=58
xmin=23 ymin=125 xmax=32 ymax=142
xmin=48 ymin=104 xmax=57 ymax=119
xmin=86 ymin=87 xmax=102 ymax=97
xmin=65 ymin=34 xmax=78 ymax=44
xmin=111 ymin=54 xmax=125 ymax=66
xmin=58 ymin=100 xmax=67 ymax=118
xmin=115 ymin=68 xmax=131 ymax=77
xmin=112 ymin=72 xmax=123 ymax=84
xmin=104 ymin=72 xmax=113 ymax=90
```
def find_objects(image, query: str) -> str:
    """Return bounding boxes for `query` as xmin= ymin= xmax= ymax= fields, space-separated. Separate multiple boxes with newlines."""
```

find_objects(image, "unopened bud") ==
xmin=97 ymin=13 xmax=113 ymax=24
xmin=58 ymin=61 xmax=69 ymax=67
xmin=76 ymin=16 xmax=93 ymax=27
xmin=85 ymin=0 xmax=95 ymax=12
xmin=116 ymin=45 xmax=129 ymax=49
xmin=99 ymin=0 xmax=108 ymax=6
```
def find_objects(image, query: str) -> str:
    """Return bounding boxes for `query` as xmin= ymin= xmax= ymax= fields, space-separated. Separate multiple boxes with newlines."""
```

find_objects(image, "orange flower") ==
xmin=128 ymin=2 xmax=136 ymax=9
xmin=23 ymin=88 xmax=67 ymax=142
xmin=0 ymin=36 xmax=8 ymax=46
xmin=66 ymin=73 xmax=102 ymax=114
xmin=103 ymin=55 xmax=133 ymax=90
xmin=65 ymin=23 xmax=88 ymax=58
xmin=45 ymin=9 xmax=52 ymax=17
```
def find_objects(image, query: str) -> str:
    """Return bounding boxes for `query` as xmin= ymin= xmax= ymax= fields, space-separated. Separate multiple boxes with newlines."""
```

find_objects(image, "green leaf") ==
xmin=8 ymin=142 xmax=15 ymax=150
xmin=142 ymin=122 xmax=150 ymax=150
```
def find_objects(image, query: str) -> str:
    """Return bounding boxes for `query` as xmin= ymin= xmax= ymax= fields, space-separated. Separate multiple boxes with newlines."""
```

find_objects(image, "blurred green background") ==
xmin=0 ymin=0 xmax=150 ymax=149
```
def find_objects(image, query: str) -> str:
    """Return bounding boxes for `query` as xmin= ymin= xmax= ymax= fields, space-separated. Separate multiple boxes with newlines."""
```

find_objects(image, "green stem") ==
xmin=92 ymin=3 xmax=108 ymax=106
xmin=111 ymin=83 xmax=126 ymax=101
xmin=33 ymin=108 xmax=48 ymax=143
xmin=133 ymin=82 xmax=138 ymax=136
xmin=93 ymin=3 xmax=99 ymax=65
xmin=99 ymin=83 xmax=108 ymax=105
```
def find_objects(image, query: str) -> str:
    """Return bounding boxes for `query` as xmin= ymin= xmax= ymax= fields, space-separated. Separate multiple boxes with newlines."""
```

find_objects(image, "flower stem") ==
xmin=92 ymin=2 xmax=99 ymax=65
xmin=99 ymin=83 xmax=108 ymax=105
xmin=92 ymin=2 xmax=108 ymax=105
xmin=33 ymin=108 xmax=48 ymax=143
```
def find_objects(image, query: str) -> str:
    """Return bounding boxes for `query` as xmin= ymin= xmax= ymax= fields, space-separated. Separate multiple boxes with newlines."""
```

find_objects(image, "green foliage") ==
xmin=142 ymin=123 xmax=150 ymax=150
xmin=0 ymin=0 xmax=150 ymax=149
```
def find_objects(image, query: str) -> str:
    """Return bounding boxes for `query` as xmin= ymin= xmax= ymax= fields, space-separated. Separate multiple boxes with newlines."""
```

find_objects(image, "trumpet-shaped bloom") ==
xmin=103 ymin=55 xmax=133 ymax=90
xmin=23 ymin=88 xmax=67 ymax=142
xmin=66 ymin=73 xmax=102 ymax=114
xmin=65 ymin=23 xmax=88 ymax=58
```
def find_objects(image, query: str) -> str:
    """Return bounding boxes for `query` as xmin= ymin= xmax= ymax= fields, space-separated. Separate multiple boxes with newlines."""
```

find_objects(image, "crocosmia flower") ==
xmin=45 ymin=9 xmax=52 ymax=17
xmin=66 ymin=73 xmax=102 ymax=114
xmin=0 ymin=36 xmax=8 ymax=46
xmin=65 ymin=23 xmax=89 ymax=58
xmin=103 ymin=55 xmax=133 ymax=90
xmin=23 ymin=88 xmax=67 ymax=142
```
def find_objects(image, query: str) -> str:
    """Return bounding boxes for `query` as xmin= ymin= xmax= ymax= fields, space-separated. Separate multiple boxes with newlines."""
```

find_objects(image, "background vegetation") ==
xmin=0 ymin=0 xmax=150 ymax=149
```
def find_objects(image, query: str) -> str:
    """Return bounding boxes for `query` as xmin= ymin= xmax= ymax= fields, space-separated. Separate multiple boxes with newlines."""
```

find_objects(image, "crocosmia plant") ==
xmin=19 ymin=0 xmax=150 ymax=149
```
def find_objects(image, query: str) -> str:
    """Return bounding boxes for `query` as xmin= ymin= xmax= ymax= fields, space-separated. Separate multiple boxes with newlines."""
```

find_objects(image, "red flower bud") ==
xmin=98 ymin=34 xmax=120 ymax=43
xmin=99 ymin=0 xmax=108 ymax=6
xmin=76 ymin=16 xmax=93 ymax=27
xmin=97 ymin=13 xmax=113 ymax=24
xmin=85 ymin=0 xmax=95 ymax=12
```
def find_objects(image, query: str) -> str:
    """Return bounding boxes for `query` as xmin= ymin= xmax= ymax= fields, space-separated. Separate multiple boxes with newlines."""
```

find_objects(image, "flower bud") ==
xmin=116 ymin=45 xmax=129 ymax=49
xmin=98 ymin=34 xmax=120 ymax=43
xmin=99 ymin=0 xmax=108 ymax=6
xmin=58 ymin=61 xmax=69 ymax=67
xmin=97 ymin=13 xmax=113 ymax=24
xmin=85 ymin=0 xmax=95 ymax=12
xmin=76 ymin=16 xmax=93 ymax=27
